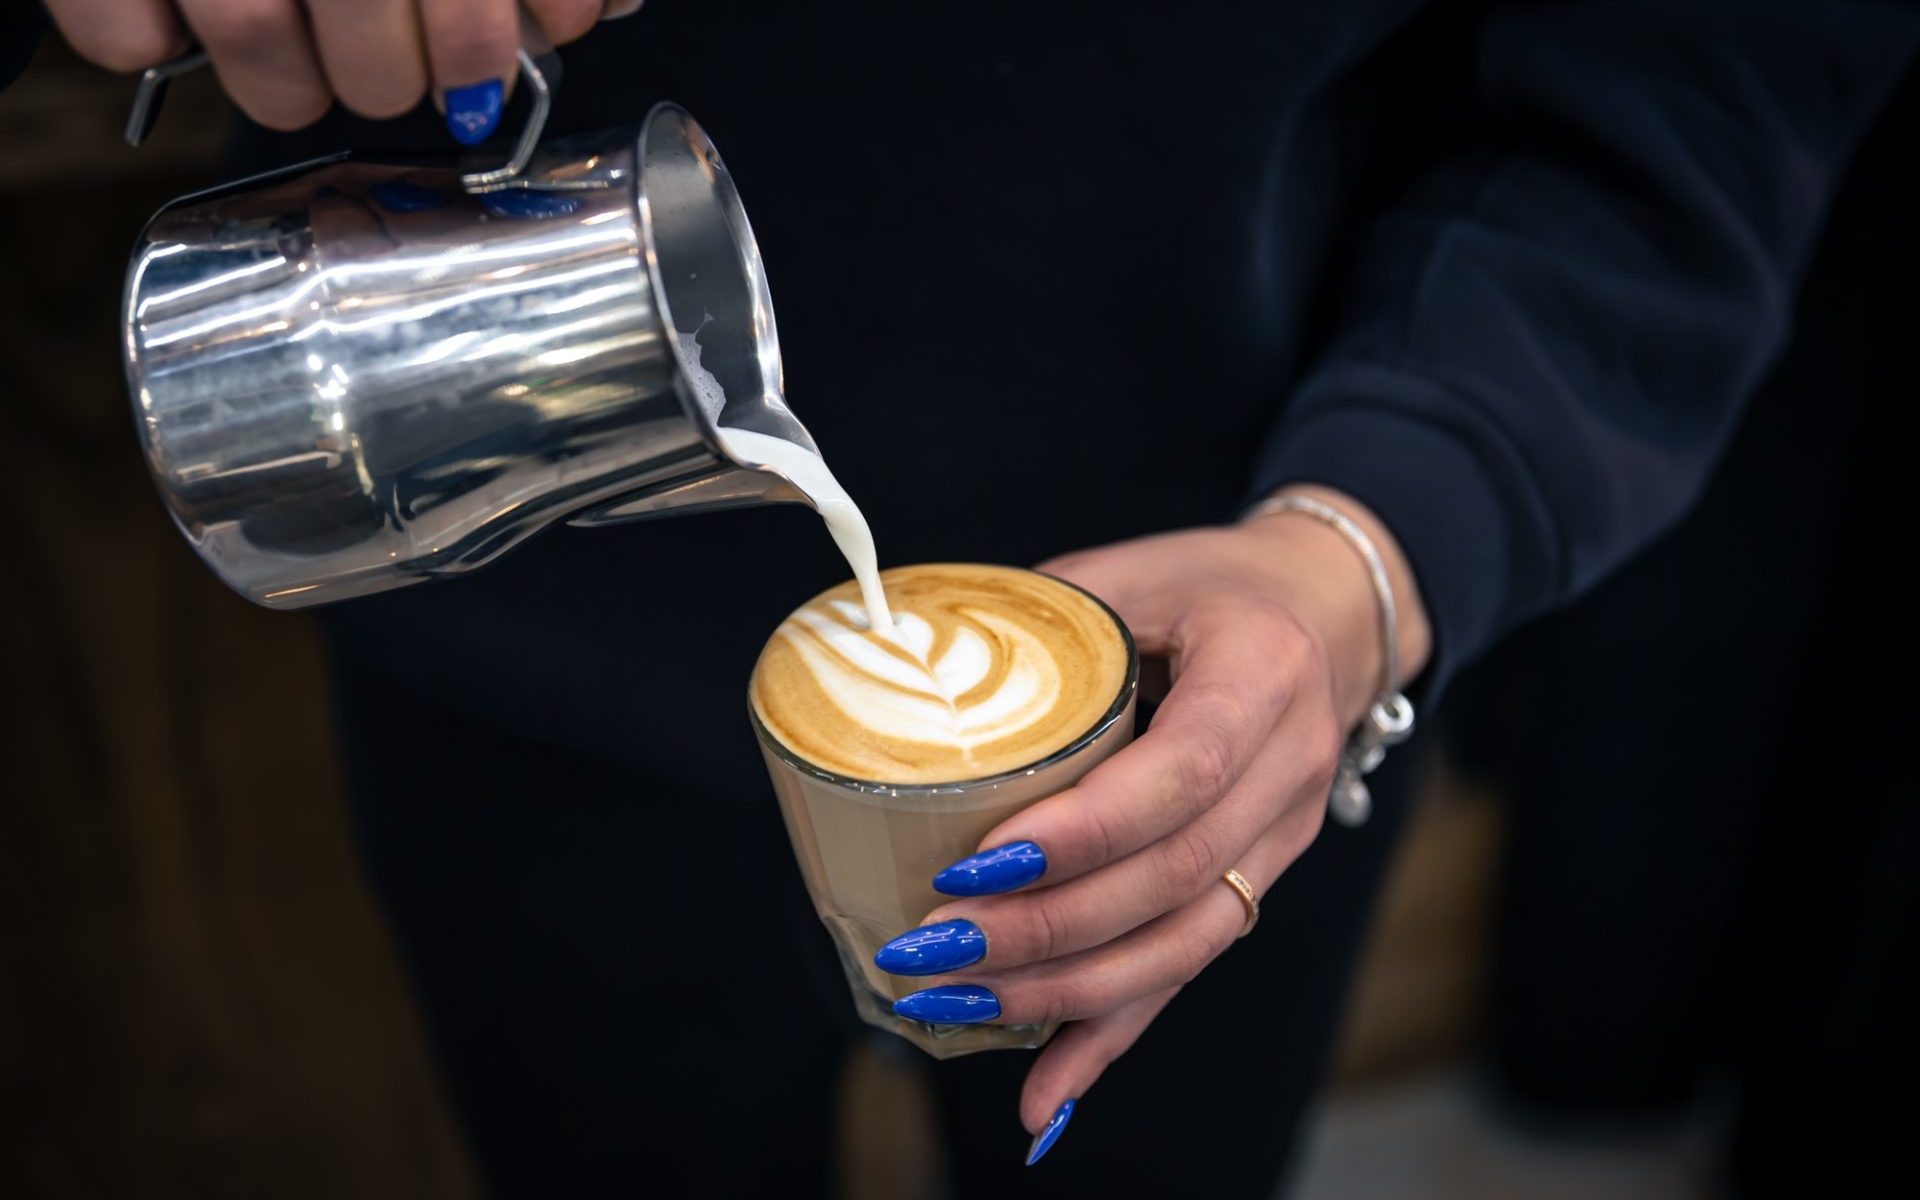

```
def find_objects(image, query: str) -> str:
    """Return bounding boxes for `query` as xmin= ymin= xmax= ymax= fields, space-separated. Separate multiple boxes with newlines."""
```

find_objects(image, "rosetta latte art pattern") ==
xmin=751 ymin=564 xmax=1131 ymax=784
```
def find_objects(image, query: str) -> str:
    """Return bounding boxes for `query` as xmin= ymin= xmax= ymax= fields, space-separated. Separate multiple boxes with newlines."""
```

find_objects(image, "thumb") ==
xmin=1037 ymin=537 xmax=1182 ymax=651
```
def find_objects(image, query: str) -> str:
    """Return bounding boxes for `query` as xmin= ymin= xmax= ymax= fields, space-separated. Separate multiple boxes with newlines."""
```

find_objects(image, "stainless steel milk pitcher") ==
xmin=122 ymin=42 xmax=821 ymax=609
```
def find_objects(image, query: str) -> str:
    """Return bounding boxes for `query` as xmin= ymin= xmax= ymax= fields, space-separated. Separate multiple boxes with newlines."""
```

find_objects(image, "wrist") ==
xmin=1237 ymin=485 xmax=1432 ymax=725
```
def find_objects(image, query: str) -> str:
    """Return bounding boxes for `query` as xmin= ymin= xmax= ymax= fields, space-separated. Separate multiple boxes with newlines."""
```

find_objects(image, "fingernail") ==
xmin=1025 ymin=1098 xmax=1076 ymax=1166
xmin=933 ymin=841 xmax=1046 ymax=896
xmin=891 ymin=984 xmax=1000 ymax=1024
xmin=874 ymin=919 xmax=987 ymax=976
xmin=444 ymin=79 xmax=504 ymax=145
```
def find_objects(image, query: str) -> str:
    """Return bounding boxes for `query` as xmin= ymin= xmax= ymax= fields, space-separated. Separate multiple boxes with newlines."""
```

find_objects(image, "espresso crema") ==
xmin=751 ymin=564 xmax=1130 ymax=785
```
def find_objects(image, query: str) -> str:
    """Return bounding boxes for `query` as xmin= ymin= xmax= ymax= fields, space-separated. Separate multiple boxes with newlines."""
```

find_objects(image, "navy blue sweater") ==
xmin=1247 ymin=1 xmax=1919 ymax=696
xmin=8 ymin=2 xmax=1917 ymax=788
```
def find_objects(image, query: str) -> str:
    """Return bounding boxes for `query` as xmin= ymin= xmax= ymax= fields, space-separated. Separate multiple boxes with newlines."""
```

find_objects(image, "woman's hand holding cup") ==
xmin=874 ymin=486 xmax=1431 ymax=1162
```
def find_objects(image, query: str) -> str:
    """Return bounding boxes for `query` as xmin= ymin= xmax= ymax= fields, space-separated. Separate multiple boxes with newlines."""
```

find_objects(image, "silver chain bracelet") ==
xmin=1246 ymin=495 xmax=1415 ymax=827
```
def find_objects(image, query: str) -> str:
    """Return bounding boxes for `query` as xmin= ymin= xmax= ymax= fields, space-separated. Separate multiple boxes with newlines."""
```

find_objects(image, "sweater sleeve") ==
xmin=1249 ymin=0 xmax=1918 ymax=697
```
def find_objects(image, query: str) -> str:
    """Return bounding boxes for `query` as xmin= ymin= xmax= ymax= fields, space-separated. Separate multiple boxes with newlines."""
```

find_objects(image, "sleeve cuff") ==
xmin=1246 ymin=377 xmax=1547 ymax=702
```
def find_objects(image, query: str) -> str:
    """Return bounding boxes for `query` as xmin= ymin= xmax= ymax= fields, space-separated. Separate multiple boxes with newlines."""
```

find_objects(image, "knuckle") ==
xmin=1260 ymin=595 xmax=1313 ymax=641
xmin=244 ymin=89 xmax=331 ymax=131
xmin=1039 ymin=977 xmax=1091 ymax=1025
xmin=1299 ymin=621 xmax=1334 ymax=678
xmin=70 ymin=26 xmax=175 ymax=73
xmin=340 ymin=77 xmax=425 ymax=120
xmin=1076 ymin=798 xmax=1121 ymax=867
xmin=1306 ymin=712 xmax=1343 ymax=784
xmin=194 ymin=0 xmax=288 ymax=51
xmin=1177 ymin=713 xmax=1240 ymax=799
xmin=1038 ymin=987 xmax=1069 ymax=1025
xmin=1255 ymin=599 xmax=1316 ymax=661
xmin=1279 ymin=640 xmax=1318 ymax=699
xmin=1263 ymin=668 xmax=1301 ymax=720
xmin=1302 ymin=649 xmax=1336 ymax=708
xmin=1296 ymin=791 xmax=1328 ymax=846
xmin=1157 ymin=826 xmax=1222 ymax=905
xmin=87 ymin=43 xmax=165 ymax=74
xmin=1021 ymin=897 xmax=1075 ymax=962
xmin=429 ymin=24 xmax=518 ymax=79
xmin=533 ymin=0 xmax=602 ymax=44
xmin=1174 ymin=927 xmax=1226 ymax=985
xmin=331 ymin=53 xmax=429 ymax=120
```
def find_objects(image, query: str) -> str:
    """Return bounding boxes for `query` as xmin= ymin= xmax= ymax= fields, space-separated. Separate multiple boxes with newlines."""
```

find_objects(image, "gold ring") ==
xmin=1222 ymin=868 xmax=1259 ymax=938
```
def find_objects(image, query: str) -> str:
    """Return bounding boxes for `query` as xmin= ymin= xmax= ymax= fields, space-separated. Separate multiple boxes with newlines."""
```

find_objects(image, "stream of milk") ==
xmin=673 ymin=327 xmax=893 ymax=632
xmin=711 ymin=427 xmax=893 ymax=633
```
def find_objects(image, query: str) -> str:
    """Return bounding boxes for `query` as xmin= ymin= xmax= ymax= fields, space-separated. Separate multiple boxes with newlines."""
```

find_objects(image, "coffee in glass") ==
xmin=751 ymin=563 xmax=1137 ymax=1057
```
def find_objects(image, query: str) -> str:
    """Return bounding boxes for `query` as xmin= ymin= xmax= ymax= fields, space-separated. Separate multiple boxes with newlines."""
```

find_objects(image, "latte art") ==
xmin=751 ymin=564 xmax=1132 ymax=784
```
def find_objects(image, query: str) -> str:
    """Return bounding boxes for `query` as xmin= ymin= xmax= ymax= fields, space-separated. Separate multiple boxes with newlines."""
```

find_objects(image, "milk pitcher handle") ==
xmin=123 ymin=8 xmax=561 ymax=195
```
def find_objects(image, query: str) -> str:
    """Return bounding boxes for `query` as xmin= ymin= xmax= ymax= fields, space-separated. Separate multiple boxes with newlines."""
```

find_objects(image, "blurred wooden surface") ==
xmin=0 ymin=35 xmax=1494 ymax=1200
xmin=0 ymin=43 xmax=226 ymax=188
xmin=0 ymin=41 xmax=479 ymax=1200
xmin=1329 ymin=761 xmax=1499 ymax=1085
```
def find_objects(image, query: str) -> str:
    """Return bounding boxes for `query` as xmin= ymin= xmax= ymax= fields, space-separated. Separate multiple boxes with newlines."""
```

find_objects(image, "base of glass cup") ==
xmin=846 ymin=981 xmax=1058 ymax=1059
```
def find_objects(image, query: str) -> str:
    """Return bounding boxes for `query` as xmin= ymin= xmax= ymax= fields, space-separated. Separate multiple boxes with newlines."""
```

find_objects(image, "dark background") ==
xmin=0 ymin=46 xmax=477 ymax=1200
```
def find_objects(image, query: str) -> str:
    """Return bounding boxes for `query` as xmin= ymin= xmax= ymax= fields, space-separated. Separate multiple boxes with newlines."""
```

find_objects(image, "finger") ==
xmin=306 ymin=0 xmax=431 ymax=120
xmin=958 ymin=602 xmax=1309 ymax=891
xmin=48 ymin=0 xmax=188 ymax=73
xmin=1039 ymin=527 xmax=1279 ymax=651
xmin=417 ymin=0 xmax=519 ymax=143
xmin=1019 ymin=987 xmax=1179 ymax=1153
xmin=523 ymin=0 xmax=603 ymax=45
xmin=1037 ymin=536 xmax=1190 ymax=649
xmin=918 ymin=716 xmax=1334 ymax=972
xmin=176 ymin=0 xmax=331 ymax=131
xmin=915 ymin=820 xmax=1301 ymax=1027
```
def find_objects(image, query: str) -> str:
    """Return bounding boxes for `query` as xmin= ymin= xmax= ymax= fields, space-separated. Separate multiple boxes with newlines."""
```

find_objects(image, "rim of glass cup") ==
xmin=748 ymin=569 xmax=1140 ymax=797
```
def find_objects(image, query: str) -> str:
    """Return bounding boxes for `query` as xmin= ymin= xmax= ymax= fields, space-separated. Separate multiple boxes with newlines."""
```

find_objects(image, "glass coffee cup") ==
xmin=750 ymin=567 xmax=1138 ymax=1058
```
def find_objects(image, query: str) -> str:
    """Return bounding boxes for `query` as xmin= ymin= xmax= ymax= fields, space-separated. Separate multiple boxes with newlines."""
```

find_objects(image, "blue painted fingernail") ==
xmin=892 ymin=984 xmax=1000 ymax=1024
xmin=1025 ymin=1098 xmax=1076 ymax=1166
xmin=445 ymin=79 xmax=504 ymax=145
xmin=933 ymin=841 xmax=1046 ymax=896
xmin=874 ymin=919 xmax=986 ymax=976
